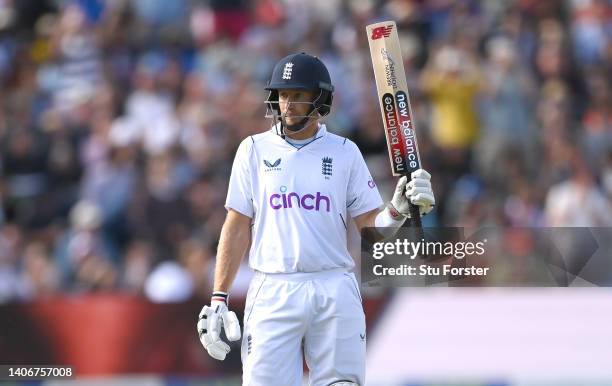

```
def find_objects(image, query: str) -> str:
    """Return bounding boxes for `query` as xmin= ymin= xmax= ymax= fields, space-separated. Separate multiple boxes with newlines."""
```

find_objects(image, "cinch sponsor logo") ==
xmin=269 ymin=185 xmax=330 ymax=212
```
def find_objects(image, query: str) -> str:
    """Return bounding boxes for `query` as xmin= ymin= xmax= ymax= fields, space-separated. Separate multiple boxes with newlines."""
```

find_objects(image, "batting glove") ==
xmin=197 ymin=292 xmax=241 ymax=360
xmin=391 ymin=169 xmax=435 ymax=218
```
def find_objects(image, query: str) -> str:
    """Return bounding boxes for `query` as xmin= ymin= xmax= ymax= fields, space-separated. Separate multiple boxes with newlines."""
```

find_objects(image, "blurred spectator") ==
xmin=21 ymin=241 xmax=59 ymax=299
xmin=545 ymin=151 xmax=612 ymax=226
xmin=569 ymin=0 xmax=610 ymax=65
xmin=504 ymin=178 xmax=545 ymax=227
xmin=1 ymin=128 xmax=49 ymax=227
xmin=81 ymin=115 xmax=138 ymax=245
xmin=0 ymin=224 xmax=28 ymax=302
xmin=121 ymin=239 xmax=154 ymax=294
xmin=421 ymin=45 xmax=480 ymax=171
xmin=581 ymin=66 xmax=611 ymax=170
xmin=178 ymin=238 xmax=213 ymax=298
xmin=128 ymin=152 xmax=194 ymax=259
xmin=49 ymin=3 xmax=103 ymax=113
xmin=476 ymin=36 xmax=537 ymax=179
xmin=125 ymin=58 xmax=180 ymax=155
xmin=54 ymin=200 xmax=119 ymax=290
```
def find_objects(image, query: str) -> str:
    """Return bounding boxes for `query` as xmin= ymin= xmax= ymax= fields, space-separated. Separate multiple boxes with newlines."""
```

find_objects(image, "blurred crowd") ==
xmin=0 ymin=0 xmax=610 ymax=302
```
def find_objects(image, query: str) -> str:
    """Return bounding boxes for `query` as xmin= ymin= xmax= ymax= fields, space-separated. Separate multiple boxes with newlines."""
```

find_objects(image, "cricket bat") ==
xmin=366 ymin=20 xmax=424 ymax=227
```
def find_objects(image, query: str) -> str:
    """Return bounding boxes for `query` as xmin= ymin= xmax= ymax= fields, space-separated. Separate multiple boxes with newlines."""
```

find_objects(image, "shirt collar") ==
xmin=270 ymin=122 xmax=327 ymax=144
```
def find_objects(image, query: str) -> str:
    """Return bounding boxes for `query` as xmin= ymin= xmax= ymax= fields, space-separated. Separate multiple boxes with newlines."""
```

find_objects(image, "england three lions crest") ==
xmin=322 ymin=157 xmax=332 ymax=179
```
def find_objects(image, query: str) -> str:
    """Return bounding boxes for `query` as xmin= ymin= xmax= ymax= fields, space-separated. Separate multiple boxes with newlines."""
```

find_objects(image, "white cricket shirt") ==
xmin=225 ymin=124 xmax=383 ymax=273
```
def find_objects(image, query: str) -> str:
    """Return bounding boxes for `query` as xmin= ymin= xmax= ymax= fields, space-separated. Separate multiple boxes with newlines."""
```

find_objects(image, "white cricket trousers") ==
xmin=241 ymin=268 xmax=366 ymax=386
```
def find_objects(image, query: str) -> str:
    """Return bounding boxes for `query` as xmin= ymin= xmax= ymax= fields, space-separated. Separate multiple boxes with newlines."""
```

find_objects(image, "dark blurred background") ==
xmin=0 ymin=0 xmax=610 ymax=384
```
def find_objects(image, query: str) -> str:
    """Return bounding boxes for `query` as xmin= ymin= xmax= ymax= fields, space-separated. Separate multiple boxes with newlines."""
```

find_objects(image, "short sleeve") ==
xmin=225 ymin=138 xmax=254 ymax=218
xmin=346 ymin=142 xmax=384 ymax=218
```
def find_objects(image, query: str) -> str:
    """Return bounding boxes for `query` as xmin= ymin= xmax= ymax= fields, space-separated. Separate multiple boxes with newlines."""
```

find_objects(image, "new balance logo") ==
xmin=282 ymin=62 xmax=294 ymax=79
xmin=371 ymin=25 xmax=393 ymax=40
xmin=322 ymin=157 xmax=332 ymax=178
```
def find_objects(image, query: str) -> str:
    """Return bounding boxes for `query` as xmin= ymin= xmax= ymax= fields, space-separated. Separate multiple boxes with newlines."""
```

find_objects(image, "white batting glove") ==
xmin=197 ymin=292 xmax=241 ymax=361
xmin=391 ymin=169 xmax=435 ymax=218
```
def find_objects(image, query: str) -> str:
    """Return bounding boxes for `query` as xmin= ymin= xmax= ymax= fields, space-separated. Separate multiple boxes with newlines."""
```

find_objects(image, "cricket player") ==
xmin=197 ymin=53 xmax=435 ymax=386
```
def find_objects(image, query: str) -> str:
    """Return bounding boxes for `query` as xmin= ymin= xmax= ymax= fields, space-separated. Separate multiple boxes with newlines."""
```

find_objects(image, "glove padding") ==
xmin=391 ymin=169 xmax=435 ymax=217
xmin=197 ymin=301 xmax=241 ymax=360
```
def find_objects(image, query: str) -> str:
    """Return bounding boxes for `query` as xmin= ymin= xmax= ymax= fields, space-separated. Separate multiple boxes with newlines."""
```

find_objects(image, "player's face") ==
xmin=278 ymin=89 xmax=316 ymax=125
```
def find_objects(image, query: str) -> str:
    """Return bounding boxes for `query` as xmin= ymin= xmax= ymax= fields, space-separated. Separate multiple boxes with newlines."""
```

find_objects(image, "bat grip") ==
xmin=401 ymin=174 xmax=422 ymax=229
xmin=407 ymin=203 xmax=426 ymax=260
xmin=408 ymin=203 xmax=422 ymax=228
xmin=401 ymin=176 xmax=426 ymax=258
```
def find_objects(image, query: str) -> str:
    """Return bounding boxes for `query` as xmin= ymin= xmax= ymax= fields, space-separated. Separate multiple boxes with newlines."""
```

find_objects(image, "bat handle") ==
xmin=401 ymin=174 xmax=422 ymax=228
xmin=402 ymin=182 xmax=426 ymax=258
xmin=408 ymin=203 xmax=422 ymax=228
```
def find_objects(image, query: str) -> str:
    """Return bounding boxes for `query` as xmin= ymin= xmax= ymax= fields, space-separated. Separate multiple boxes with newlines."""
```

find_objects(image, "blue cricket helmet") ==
xmin=265 ymin=52 xmax=334 ymax=116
